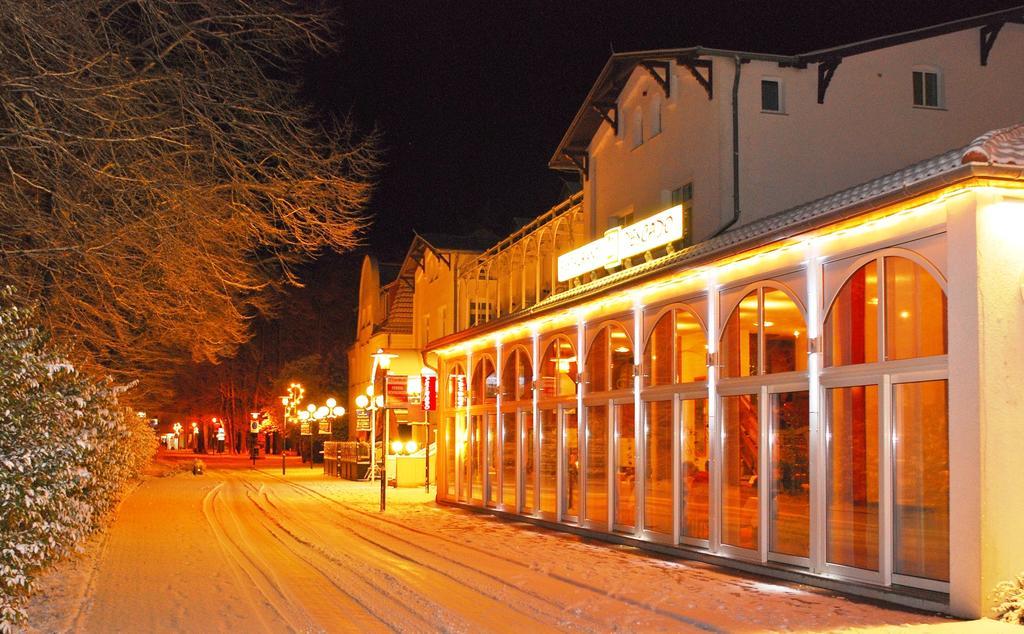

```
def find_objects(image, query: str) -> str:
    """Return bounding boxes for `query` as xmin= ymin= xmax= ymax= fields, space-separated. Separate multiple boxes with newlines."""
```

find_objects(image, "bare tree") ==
xmin=0 ymin=0 xmax=380 ymax=399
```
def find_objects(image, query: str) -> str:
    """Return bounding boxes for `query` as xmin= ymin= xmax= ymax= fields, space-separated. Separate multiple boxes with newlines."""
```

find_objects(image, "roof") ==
xmin=550 ymin=6 xmax=1024 ymax=171
xmin=432 ymin=122 xmax=1024 ymax=350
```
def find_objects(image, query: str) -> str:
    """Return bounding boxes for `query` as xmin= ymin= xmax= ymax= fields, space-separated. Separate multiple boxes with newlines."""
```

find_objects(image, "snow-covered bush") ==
xmin=0 ymin=289 xmax=155 ymax=630
xmin=993 ymin=573 xmax=1024 ymax=624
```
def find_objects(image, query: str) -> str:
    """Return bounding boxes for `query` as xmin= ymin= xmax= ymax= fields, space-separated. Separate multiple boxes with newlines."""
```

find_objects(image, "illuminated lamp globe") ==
xmin=298 ymin=410 xmax=309 ymax=421
xmin=391 ymin=440 xmax=404 ymax=453
xmin=306 ymin=404 xmax=316 ymax=413
xmin=374 ymin=395 xmax=385 ymax=408
xmin=326 ymin=397 xmax=337 ymax=408
xmin=281 ymin=396 xmax=289 ymax=406
xmin=405 ymin=440 xmax=418 ymax=454
xmin=315 ymin=406 xmax=329 ymax=419
xmin=355 ymin=394 xmax=369 ymax=409
xmin=332 ymin=406 xmax=345 ymax=417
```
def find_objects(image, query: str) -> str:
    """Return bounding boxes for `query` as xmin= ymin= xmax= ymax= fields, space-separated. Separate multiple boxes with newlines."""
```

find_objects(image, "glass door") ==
xmin=613 ymin=401 xmax=637 ymax=532
xmin=538 ymin=408 xmax=558 ymax=516
xmin=486 ymin=413 xmax=499 ymax=507
xmin=561 ymin=406 xmax=580 ymax=522
xmin=720 ymin=393 xmax=759 ymax=554
xmin=584 ymin=403 xmax=609 ymax=529
xmin=680 ymin=397 xmax=709 ymax=545
xmin=643 ymin=400 xmax=673 ymax=538
xmin=500 ymin=411 xmax=517 ymax=509
xmin=768 ymin=390 xmax=810 ymax=564
xmin=520 ymin=410 xmax=536 ymax=514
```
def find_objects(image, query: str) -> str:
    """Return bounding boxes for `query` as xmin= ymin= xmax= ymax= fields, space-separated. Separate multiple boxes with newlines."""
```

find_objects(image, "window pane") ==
xmin=894 ymin=380 xmax=949 ymax=581
xmin=676 ymin=308 xmax=707 ymax=383
xmin=587 ymin=329 xmax=609 ymax=391
xmin=644 ymin=400 xmax=673 ymax=535
xmin=539 ymin=408 xmax=558 ymax=514
xmin=501 ymin=412 xmax=517 ymax=507
xmin=924 ymin=72 xmax=939 ymax=107
xmin=644 ymin=312 xmax=674 ymax=386
xmin=486 ymin=414 xmax=498 ymax=507
xmin=609 ymin=325 xmax=633 ymax=390
xmin=681 ymin=398 xmax=710 ymax=540
xmin=763 ymin=289 xmax=807 ymax=373
xmin=721 ymin=291 xmax=759 ymax=377
xmin=761 ymin=80 xmax=780 ymax=111
xmin=586 ymin=405 xmax=609 ymax=525
xmin=824 ymin=261 xmax=879 ymax=367
xmin=770 ymin=391 xmax=810 ymax=558
xmin=501 ymin=349 xmax=518 ymax=400
xmin=460 ymin=415 xmax=471 ymax=502
xmin=827 ymin=385 xmax=879 ymax=571
xmin=722 ymin=394 xmax=759 ymax=550
xmin=522 ymin=412 xmax=535 ymax=512
xmin=885 ymin=256 xmax=947 ymax=360
xmin=541 ymin=338 xmax=577 ymax=398
xmin=912 ymin=71 xmax=924 ymax=105
xmin=564 ymin=408 xmax=580 ymax=519
xmin=615 ymin=403 xmax=636 ymax=527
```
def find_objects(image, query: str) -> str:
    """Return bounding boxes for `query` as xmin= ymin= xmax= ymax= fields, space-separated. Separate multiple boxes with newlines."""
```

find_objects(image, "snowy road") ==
xmin=38 ymin=456 xmax=960 ymax=633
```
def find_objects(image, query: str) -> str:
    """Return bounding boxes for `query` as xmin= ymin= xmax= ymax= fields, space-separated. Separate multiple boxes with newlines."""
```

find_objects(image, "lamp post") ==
xmin=279 ymin=382 xmax=305 ymax=475
xmin=172 ymin=422 xmax=182 ymax=450
xmin=305 ymin=398 xmax=345 ymax=474
xmin=370 ymin=348 xmax=397 ymax=511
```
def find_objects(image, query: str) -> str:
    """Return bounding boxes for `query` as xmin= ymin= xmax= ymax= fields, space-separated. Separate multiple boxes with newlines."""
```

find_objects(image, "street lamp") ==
xmin=279 ymin=382 xmax=305 ymax=475
xmin=303 ymin=398 xmax=345 ymax=473
xmin=172 ymin=422 xmax=182 ymax=450
xmin=370 ymin=347 xmax=397 ymax=511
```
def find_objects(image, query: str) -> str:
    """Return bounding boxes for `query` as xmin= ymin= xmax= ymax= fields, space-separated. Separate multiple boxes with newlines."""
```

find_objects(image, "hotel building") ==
xmin=361 ymin=8 xmax=1024 ymax=616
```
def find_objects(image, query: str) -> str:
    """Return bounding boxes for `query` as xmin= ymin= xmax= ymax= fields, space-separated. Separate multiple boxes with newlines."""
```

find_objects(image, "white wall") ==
xmin=741 ymin=26 xmax=1024 ymax=223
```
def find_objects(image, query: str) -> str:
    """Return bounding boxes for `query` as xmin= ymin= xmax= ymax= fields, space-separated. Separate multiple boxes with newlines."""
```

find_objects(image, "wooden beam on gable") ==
xmin=980 ymin=21 xmax=1005 ymax=66
xmin=816 ymin=56 xmax=842 ymax=104
xmin=563 ymin=148 xmax=589 ymax=180
xmin=640 ymin=60 xmax=671 ymax=98
xmin=677 ymin=56 xmax=713 ymax=100
xmin=591 ymin=100 xmax=618 ymax=134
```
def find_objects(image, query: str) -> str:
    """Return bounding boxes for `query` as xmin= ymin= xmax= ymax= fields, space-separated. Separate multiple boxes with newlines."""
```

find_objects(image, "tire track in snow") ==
xmin=248 ymin=480 xmax=569 ymax=633
xmin=231 ymin=477 xmax=450 ymax=633
xmin=257 ymin=472 xmax=725 ymax=633
xmin=201 ymin=479 xmax=313 ymax=633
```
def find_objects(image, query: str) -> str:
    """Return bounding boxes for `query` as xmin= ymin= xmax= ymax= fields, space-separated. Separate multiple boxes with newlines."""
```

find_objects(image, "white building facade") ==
xmin=424 ymin=8 xmax=1024 ymax=617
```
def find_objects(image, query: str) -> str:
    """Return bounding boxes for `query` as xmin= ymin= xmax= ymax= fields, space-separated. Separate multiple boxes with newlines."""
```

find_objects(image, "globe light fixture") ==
xmin=405 ymin=440 xmax=418 ymax=454
xmin=326 ymin=397 xmax=337 ymax=408
xmin=355 ymin=394 xmax=369 ymax=409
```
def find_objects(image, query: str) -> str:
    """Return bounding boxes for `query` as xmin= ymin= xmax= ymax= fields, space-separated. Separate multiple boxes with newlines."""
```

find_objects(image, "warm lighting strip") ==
xmin=435 ymin=180 xmax=1000 ymax=359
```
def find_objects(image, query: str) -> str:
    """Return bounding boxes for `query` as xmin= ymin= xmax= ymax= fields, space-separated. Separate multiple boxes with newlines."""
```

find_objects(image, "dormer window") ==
xmin=912 ymin=68 xmax=941 ymax=108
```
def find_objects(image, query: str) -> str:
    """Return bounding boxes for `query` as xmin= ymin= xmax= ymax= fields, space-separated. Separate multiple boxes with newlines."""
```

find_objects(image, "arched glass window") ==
xmin=471 ymin=356 xmax=497 ymax=405
xmin=823 ymin=255 xmax=946 ymax=367
xmin=500 ymin=346 xmax=531 ymax=401
xmin=643 ymin=307 xmax=707 ymax=386
xmin=446 ymin=363 xmax=466 ymax=408
xmin=539 ymin=336 xmax=577 ymax=399
xmin=586 ymin=324 xmax=633 ymax=392
xmin=721 ymin=287 xmax=807 ymax=378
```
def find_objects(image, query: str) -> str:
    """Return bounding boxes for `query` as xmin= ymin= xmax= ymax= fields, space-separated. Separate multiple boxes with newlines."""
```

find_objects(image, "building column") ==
xmin=947 ymin=187 xmax=1024 ymax=617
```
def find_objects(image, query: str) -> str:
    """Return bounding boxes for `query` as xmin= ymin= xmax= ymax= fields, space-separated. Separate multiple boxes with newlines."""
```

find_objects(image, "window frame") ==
xmin=911 ymin=67 xmax=943 ymax=109
xmin=760 ymin=77 xmax=784 ymax=114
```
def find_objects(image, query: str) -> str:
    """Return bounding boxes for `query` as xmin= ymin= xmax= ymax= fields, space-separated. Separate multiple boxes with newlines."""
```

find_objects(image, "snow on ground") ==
xmin=18 ymin=451 xmax=1014 ymax=633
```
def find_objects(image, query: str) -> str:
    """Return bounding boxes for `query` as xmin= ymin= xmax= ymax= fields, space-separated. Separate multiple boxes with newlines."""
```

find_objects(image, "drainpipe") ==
xmin=713 ymin=55 xmax=743 ymax=238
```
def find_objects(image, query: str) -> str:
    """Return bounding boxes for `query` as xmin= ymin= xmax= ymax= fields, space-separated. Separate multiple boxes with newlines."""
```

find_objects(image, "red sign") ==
xmin=421 ymin=375 xmax=437 ymax=411
xmin=385 ymin=375 xmax=410 ymax=407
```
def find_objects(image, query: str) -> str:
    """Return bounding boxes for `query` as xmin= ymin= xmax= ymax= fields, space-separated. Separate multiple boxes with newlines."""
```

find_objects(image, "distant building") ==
xmin=418 ymin=8 xmax=1024 ymax=618
xmin=347 ymin=231 xmax=495 ymax=480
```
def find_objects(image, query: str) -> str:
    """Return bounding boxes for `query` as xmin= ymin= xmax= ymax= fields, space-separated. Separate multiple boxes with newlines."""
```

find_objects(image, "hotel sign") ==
xmin=557 ymin=204 xmax=684 ymax=281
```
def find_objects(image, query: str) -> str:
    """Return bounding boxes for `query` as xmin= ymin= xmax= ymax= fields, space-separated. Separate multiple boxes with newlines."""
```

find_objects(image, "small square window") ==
xmin=912 ymin=70 xmax=940 ymax=107
xmin=761 ymin=79 xmax=782 ymax=112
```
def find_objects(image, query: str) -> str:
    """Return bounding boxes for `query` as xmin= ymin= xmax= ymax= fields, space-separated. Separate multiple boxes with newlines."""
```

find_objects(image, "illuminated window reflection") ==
xmin=681 ymin=398 xmax=709 ymax=540
xmin=586 ymin=404 xmax=609 ymax=525
xmin=722 ymin=394 xmax=759 ymax=550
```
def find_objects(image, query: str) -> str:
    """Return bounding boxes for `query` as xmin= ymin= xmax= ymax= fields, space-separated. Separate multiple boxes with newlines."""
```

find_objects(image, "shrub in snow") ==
xmin=993 ymin=573 xmax=1024 ymax=624
xmin=0 ymin=289 xmax=155 ymax=630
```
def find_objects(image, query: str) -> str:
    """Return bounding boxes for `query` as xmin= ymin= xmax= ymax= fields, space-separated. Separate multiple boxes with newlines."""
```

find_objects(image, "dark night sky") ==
xmin=272 ymin=0 xmax=1023 ymax=369
xmin=303 ymin=0 xmax=1023 ymax=265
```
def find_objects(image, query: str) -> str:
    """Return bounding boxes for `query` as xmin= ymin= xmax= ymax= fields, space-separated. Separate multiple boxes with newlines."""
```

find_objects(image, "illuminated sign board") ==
xmin=385 ymin=375 xmax=410 ymax=408
xmin=421 ymin=375 xmax=437 ymax=411
xmin=355 ymin=409 xmax=370 ymax=431
xmin=557 ymin=204 xmax=684 ymax=281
